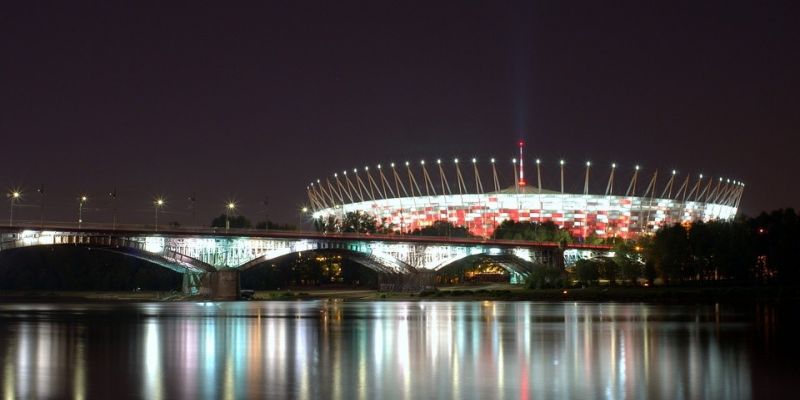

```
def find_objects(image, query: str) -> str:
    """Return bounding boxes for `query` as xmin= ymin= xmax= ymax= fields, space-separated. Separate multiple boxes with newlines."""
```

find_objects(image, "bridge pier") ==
xmin=378 ymin=270 xmax=435 ymax=292
xmin=197 ymin=270 xmax=241 ymax=300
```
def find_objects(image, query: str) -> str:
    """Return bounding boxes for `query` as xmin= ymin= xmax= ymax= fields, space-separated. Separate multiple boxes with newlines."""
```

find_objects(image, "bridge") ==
xmin=0 ymin=223 xmax=611 ymax=298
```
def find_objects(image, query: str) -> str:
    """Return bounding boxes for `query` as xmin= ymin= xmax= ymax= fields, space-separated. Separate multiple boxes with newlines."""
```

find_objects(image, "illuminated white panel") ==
xmin=144 ymin=237 xmax=165 ymax=253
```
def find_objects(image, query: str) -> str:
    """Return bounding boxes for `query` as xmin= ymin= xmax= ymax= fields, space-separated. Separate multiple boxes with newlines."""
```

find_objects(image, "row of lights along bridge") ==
xmin=5 ymin=190 xmax=308 ymax=232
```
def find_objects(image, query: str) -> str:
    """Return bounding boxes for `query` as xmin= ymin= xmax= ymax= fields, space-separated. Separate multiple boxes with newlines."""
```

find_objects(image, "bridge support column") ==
xmin=378 ymin=270 xmax=435 ymax=292
xmin=198 ymin=270 xmax=241 ymax=300
xmin=553 ymin=248 xmax=565 ymax=270
xmin=182 ymin=272 xmax=204 ymax=294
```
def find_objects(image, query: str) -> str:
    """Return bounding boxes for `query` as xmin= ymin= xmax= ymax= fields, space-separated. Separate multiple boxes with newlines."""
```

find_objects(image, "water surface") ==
xmin=0 ymin=301 xmax=795 ymax=399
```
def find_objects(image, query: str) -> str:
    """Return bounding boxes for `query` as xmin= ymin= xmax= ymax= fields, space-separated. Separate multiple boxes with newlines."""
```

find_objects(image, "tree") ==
xmin=314 ymin=212 xmax=378 ymax=234
xmin=574 ymin=259 xmax=600 ymax=286
xmin=526 ymin=263 xmax=565 ymax=289
xmin=256 ymin=221 xmax=296 ymax=230
xmin=341 ymin=211 xmax=378 ymax=233
xmin=613 ymin=240 xmax=644 ymax=285
xmin=596 ymin=258 xmax=620 ymax=287
xmin=211 ymin=214 xmax=252 ymax=229
xmin=749 ymin=209 xmax=798 ymax=284
xmin=410 ymin=220 xmax=472 ymax=237
xmin=687 ymin=220 xmax=714 ymax=281
xmin=650 ymin=224 xmax=691 ymax=284
xmin=314 ymin=214 xmax=339 ymax=233
xmin=493 ymin=220 xmax=573 ymax=243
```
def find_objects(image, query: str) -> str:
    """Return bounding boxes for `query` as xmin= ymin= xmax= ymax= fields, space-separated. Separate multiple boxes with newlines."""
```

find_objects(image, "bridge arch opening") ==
xmin=240 ymin=250 xmax=384 ymax=290
xmin=0 ymin=245 xmax=184 ymax=291
xmin=434 ymin=254 xmax=535 ymax=286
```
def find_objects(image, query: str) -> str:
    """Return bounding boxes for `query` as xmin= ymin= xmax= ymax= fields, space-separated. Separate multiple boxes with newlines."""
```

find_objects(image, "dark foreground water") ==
xmin=0 ymin=301 xmax=797 ymax=400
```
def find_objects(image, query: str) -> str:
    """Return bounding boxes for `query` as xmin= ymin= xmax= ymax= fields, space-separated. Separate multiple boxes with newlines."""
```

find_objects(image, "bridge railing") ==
xmin=0 ymin=220 xmax=613 ymax=250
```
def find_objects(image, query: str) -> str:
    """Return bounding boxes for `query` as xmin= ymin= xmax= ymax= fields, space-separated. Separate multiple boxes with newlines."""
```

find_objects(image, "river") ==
xmin=0 ymin=301 xmax=796 ymax=399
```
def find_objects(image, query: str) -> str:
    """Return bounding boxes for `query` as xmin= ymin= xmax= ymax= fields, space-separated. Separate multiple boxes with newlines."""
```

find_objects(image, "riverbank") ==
xmin=0 ymin=290 xmax=191 ymax=302
xmin=274 ymin=286 xmax=800 ymax=304
xmin=2 ymin=285 xmax=799 ymax=304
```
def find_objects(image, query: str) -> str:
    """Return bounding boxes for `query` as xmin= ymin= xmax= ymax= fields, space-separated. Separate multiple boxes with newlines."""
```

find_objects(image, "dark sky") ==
xmin=2 ymin=1 xmax=798 ymax=226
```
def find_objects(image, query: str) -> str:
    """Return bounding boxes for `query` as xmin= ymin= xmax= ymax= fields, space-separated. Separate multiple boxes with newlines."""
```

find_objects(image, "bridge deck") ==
xmin=0 ymin=222 xmax=612 ymax=251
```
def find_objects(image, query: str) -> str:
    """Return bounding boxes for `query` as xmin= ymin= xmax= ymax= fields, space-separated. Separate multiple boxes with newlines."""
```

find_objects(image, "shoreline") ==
xmin=1 ymin=286 xmax=798 ymax=304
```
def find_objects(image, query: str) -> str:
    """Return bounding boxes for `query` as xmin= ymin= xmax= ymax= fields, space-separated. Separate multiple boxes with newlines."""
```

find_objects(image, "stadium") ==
xmin=306 ymin=142 xmax=744 ymax=239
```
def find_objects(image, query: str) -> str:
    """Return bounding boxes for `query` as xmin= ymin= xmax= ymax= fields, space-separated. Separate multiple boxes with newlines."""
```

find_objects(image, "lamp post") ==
xmin=263 ymin=197 xmax=269 ymax=232
xmin=188 ymin=193 xmax=196 ymax=227
xmin=37 ymin=185 xmax=45 ymax=228
xmin=108 ymin=188 xmax=117 ymax=229
xmin=300 ymin=207 xmax=308 ymax=231
xmin=154 ymin=197 xmax=165 ymax=231
xmin=226 ymin=202 xmax=236 ymax=233
xmin=8 ymin=191 xmax=21 ymax=227
xmin=78 ymin=195 xmax=88 ymax=229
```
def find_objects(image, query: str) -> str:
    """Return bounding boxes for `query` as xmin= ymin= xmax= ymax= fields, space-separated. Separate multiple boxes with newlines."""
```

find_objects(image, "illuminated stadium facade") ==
xmin=307 ymin=142 xmax=744 ymax=239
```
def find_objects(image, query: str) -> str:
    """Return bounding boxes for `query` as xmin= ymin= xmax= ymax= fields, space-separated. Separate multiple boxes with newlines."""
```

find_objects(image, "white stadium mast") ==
xmin=518 ymin=140 xmax=526 ymax=187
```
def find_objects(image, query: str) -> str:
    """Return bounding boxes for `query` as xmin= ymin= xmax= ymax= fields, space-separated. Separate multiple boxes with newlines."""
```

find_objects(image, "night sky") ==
xmin=2 ymin=1 xmax=798 ymax=226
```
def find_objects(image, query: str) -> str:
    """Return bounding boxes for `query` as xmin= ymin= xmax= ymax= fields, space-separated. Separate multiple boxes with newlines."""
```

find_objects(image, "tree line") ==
xmin=572 ymin=209 xmax=799 ymax=286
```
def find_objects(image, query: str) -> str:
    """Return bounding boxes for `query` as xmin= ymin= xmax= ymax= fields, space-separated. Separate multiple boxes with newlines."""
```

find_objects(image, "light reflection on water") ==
xmin=0 ymin=301 xmax=784 ymax=399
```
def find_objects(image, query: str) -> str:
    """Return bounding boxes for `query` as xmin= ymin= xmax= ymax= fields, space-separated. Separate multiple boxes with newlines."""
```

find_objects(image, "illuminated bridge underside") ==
xmin=318 ymin=194 xmax=738 ymax=238
xmin=0 ymin=230 xmax=602 ymax=276
xmin=0 ymin=233 xmax=215 ymax=273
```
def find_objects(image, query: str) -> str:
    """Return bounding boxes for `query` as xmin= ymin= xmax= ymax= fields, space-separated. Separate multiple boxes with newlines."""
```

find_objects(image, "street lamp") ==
xmin=154 ymin=197 xmax=165 ymax=231
xmin=78 ymin=195 xmax=88 ymax=228
xmin=226 ymin=201 xmax=236 ymax=232
xmin=300 ymin=206 xmax=309 ymax=230
xmin=7 ymin=190 xmax=21 ymax=227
